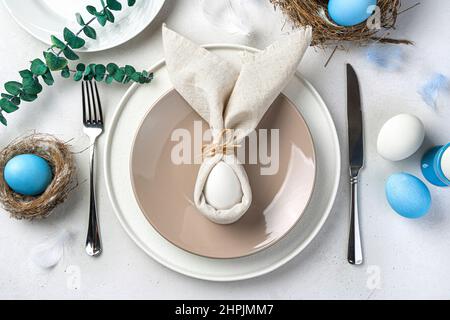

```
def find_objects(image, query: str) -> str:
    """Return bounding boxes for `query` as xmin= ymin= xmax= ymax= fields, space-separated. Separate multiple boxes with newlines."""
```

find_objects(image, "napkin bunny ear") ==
xmin=163 ymin=23 xmax=312 ymax=138
xmin=224 ymin=27 xmax=312 ymax=141
xmin=162 ymin=24 xmax=239 ymax=131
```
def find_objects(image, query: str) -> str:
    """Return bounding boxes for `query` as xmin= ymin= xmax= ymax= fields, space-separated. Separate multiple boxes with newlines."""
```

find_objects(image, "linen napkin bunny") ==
xmin=163 ymin=24 xmax=312 ymax=224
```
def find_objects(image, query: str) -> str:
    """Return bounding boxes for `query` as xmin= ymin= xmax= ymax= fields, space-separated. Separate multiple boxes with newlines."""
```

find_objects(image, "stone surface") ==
xmin=0 ymin=0 xmax=449 ymax=300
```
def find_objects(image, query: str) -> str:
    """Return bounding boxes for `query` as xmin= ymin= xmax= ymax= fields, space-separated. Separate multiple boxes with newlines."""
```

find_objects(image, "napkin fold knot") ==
xmin=201 ymin=129 xmax=241 ymax=159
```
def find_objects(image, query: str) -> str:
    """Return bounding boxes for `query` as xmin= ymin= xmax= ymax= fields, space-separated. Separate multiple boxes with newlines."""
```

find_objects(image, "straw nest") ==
xmin=271 ymin=0 xmax=412 ymax=47
xmin=0 ymin=134 xmax=76 ymax=220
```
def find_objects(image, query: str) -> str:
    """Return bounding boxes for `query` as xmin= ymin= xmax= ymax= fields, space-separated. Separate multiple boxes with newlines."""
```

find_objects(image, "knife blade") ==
xmin=347 ymin=64 xmax=364 ymax=173
xmin=346 ymin=63 xmax=364 ymax=265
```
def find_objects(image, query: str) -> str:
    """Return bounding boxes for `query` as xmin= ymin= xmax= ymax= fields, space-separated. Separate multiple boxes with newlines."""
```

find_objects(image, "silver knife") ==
xmin=347 ymin=64 xmax=364 ymax=265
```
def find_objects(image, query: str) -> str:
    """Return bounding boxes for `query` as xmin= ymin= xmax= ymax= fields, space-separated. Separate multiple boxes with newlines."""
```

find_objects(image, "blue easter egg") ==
xmin=386 ymin=173 xmax=431 ymax=219
xmin=328 ymin=0 xmax=377 ymax=27
xmin=4 ymin=154 xmax=53 ymax=196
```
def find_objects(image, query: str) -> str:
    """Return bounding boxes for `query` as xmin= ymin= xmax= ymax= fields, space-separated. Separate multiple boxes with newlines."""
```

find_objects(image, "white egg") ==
xmin=441 ymin=147 xmax=450 ymax=180
xmin=204 ymin=161 xmax=243 ymax=210
xmin=377 ymin=114 xmax=425 ymax=161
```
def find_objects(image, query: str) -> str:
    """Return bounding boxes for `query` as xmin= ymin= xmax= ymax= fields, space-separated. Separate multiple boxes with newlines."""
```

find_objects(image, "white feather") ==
xmin=30 ymin=229 xmax=71 ymax=269
xmin=199 ymin=0 xmax=253 ymax=36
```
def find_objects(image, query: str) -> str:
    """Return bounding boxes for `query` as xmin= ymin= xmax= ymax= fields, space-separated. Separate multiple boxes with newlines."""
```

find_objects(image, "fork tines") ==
xmin=82 ymin=80 xmax=104 ymax=127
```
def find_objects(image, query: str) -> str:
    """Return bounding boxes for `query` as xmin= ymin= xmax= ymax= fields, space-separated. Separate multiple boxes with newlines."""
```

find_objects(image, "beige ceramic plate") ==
xmin=130 ymin=90 xmax=316 ymax=259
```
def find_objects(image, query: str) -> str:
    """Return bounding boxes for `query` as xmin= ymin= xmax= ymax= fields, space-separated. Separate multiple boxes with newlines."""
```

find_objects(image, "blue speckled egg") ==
xmin=386 ymin=173 xmax=431 ymax=219
xmin=328 ymin=0 xmax=377 ymax=27
xmin=4 ymin=154 xmax=53 ymax=196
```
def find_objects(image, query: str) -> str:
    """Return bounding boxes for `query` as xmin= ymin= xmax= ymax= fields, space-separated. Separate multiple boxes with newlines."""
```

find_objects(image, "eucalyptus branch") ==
xmin=0 ymin=0 xmax=151 ymax=126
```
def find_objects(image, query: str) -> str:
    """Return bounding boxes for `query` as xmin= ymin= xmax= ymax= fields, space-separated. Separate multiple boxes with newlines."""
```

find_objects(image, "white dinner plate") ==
xmin=104 ymin=44 xmax=341 ymax=281
xmin=3 ymin=0 xmax=165 ymax=52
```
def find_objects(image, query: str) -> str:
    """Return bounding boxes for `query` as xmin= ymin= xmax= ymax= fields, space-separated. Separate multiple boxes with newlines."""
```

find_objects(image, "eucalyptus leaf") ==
xmin=64 ymin=28 xmax=85 ymax=49
xmin=42 ymin=70 xmax=55 ymax=86
xmin=74 ymin=71 xmax=84 ymax=81
xmin=95 ymin=64 xmax=106 ymax=75
xmin=1 ymin=93 xmax=13 ymax=99
xmin=51 ymin=36 xmax=66 ymax=50
xmin=77 ymin=63 xmax=86 ymax=72
xmin=96 ymin=13 xmax=108 ymax=26
xmin=0 ymin=98 xmax=19 ymax=113
xmin=83 ymin=25 xmax=97 ymax=39
xmin=86 ymin=5 xmax=97 ymax=15
xmin=4 ymin=81 xmax=22 ymax=95
xmin=61 ymin=67 xmax=71 ymax=78
xmin=19 ymin=92 xmax=38 ymax=102
xmin=30 ymin=59 xmax=48 ymax=75
xmin=0 ymin=94 xmax=20 ymax=106
xmin=11 ymin=96 xmax=21 ymax=106
xmin=95 ymin=64 xmax=106 ymax=81
xmin=63 ymin=47 xmax=80 ymax=60
xmin=0 ymin=113 xmax=7 ymax=126
xmin=19 ymin=70 xmax=34 ymax=79
xmin=124 ymin=65 xmax=136 ymax=76
xmin=105 ymin=8 xmax=115 ymax=22
xmin=113 ymin=68 xmax=125 ymax=82
xmin=83 ymin=74 xmax=94 ymax=81
xmin=130 ymin=72 xmax=141 ymax=82
xmin=105 ymin=75 xmax=114 ymax=84
xmin=22 ymin=77 xmax=43 ymax=95
xmin=85 ymin=64 xmax=96 ymax=77
xmin=44 ymin=52 xmax=68 ymax=71
xmin=107 ymin=0 xmax=122 ymax=11
xmin=76 ymin=13 xmax=85 ymax=26
xmin=106 ymin=63 xmax=118 ymax=75
xmin=128 ymin=0 xmax=136 ymax=6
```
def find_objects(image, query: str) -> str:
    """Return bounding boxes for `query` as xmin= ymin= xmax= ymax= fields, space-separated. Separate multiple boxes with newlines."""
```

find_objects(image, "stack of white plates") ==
xmin=104 ymin=45 xmax=341 ymax=281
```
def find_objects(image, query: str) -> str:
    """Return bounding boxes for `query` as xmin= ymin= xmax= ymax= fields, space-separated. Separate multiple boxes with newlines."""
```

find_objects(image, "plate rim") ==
xmin=104 ymin=44 xmax=341 ymax=281
xmin=2 ymin=0 xmax=166 ymax=53
xmin=129 ymin=89 xmax=317 ymax=259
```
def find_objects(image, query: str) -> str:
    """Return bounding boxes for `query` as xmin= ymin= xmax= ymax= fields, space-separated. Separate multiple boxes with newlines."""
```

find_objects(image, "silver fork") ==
xmin=82 ymin=80 xmax=103 ymax=257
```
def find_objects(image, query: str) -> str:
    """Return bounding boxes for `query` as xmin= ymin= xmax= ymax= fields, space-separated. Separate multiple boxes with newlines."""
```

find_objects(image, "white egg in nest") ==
xmin=204 ymin=161 xmax=243 ymax=210
xmin=377 ymin=114 xmax=425 ymax=162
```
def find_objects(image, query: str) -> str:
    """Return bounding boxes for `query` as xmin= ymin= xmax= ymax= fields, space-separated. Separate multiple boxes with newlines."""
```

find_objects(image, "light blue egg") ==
xmin=4 ymin=154 xmax=53 ymax=196
xmin=386 ymin=173 xmax=431 ymax=219
xmin=328 ymin=0 xmax=377 ymax=27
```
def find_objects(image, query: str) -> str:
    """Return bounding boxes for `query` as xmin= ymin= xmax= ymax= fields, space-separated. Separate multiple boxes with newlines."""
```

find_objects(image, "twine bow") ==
xmin=201 ymin=129 xmax=241 ymax=159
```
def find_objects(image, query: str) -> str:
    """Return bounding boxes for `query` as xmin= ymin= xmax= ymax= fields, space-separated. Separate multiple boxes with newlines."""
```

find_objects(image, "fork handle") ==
xmin=86 ymin=139 xmax=102 ymax=257
xmin=348 ymin=175 xmax=363 ymax=265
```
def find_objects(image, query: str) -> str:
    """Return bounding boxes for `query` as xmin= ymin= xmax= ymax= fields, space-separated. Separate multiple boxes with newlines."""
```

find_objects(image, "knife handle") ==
xmin=348 ymin=175 xmax=363 ymax=265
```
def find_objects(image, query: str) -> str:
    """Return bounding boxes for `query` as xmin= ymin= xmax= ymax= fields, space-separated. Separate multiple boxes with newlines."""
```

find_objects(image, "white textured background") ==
xmin=0 ymin=0 xmax=449 ymax=299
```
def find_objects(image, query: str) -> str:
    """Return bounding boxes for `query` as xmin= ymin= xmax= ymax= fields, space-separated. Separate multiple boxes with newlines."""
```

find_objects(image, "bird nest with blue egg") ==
xmin=271 ymin=0 xmax=412 ymax=47
xmin=0 ymin=134 xmax=76 ymax=220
